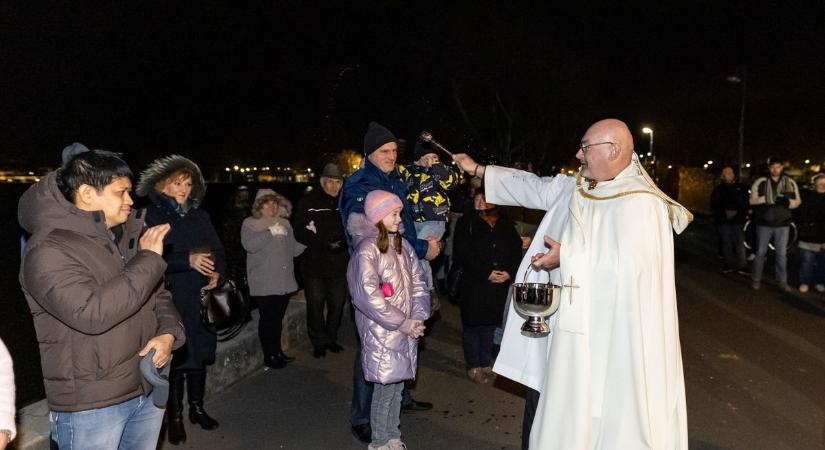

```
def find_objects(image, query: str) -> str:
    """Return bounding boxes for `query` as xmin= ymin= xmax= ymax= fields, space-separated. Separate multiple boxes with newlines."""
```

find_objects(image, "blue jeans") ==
xmin=752 ymin=225 xmax=790 ymax=283
xmin=351 ymin=345 xmax=412 ymax=426
xmin=370 ymin=381 xmax=404 ymax=446
xmin=799 ymin=247 xmax=825 ymax=285
xmin=414 ymin=221 xmax=446 ymax=290
xmin=50 ymin=394 xmax=164 ymax=450
xmin=462 ymin=325 xmax=496 ymax=369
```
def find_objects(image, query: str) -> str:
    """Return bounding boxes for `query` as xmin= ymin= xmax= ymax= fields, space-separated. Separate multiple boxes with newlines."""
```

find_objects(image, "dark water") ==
xmin=1 ymin=182 xmax=309 ymax=408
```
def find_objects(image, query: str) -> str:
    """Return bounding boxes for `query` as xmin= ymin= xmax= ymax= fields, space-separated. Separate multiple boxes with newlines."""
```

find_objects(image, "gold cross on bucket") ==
xmin=562 ymin=277 xmax=580 ymax=305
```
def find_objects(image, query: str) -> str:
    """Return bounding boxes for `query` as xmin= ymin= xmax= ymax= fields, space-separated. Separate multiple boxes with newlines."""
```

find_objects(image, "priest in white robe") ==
xmin=453 ymin=118 xmax=691 ymax=450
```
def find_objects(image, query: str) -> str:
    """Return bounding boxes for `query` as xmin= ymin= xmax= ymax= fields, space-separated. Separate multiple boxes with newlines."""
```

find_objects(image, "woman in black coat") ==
xmin=452 ymin=188 xmax=522 ymax=384
xmin=137 ymin=155 xmax=226 ymax=445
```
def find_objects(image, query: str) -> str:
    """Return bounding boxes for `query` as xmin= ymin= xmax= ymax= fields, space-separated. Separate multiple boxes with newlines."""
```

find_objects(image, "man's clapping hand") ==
xmin=139 ymin=224 xmax=171 ymax=256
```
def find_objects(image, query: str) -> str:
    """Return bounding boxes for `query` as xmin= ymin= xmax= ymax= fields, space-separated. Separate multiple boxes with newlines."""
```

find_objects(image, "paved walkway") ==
xmin=163 ymin=295 xmax=526 ymax=450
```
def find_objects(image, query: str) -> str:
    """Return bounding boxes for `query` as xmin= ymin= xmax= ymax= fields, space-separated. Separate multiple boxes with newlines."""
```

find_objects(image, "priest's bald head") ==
xmin=576 ymin=119 xmax=634 ymax=181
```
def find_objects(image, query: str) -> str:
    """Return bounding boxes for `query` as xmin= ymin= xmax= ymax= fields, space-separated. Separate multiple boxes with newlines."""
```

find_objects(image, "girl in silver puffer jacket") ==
xmin=346 ymin=190 xmax=430 ymax=450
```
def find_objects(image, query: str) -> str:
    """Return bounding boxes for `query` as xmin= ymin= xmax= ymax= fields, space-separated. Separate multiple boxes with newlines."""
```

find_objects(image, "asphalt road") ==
xmin=167 ymin=216 xmax=825 ymax=450
xmin=676 ymin=217 xmax=825 ymax=450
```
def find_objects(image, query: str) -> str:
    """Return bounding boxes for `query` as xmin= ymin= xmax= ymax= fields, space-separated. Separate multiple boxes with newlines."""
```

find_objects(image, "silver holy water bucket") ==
xmin=511 ymin=267 xmax=562 ymax=336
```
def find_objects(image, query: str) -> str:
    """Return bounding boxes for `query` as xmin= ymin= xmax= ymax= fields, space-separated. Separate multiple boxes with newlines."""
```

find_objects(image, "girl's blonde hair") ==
xmin=376 ymin=221 xmax=402 ymax=254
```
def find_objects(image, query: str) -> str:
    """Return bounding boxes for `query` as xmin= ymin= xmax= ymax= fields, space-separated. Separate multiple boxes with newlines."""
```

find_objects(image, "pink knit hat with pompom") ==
xmin=364 ymin=190 xmax=403 ymax=224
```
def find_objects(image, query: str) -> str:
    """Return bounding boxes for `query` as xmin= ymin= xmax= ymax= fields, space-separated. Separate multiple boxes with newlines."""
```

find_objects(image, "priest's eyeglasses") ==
xmin=578 ymin=141 xmax=615 ymax=153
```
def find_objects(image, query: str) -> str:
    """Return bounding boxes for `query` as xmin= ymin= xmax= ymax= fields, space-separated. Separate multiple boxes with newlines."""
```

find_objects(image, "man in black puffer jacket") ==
xmin=293 ymin=162 xmax=349 ymax=357
xmin=749 ymin=157 xmax=801 ymax=290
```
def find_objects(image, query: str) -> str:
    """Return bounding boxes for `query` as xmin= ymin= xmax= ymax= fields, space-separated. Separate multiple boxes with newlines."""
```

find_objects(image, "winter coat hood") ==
xmin=136 ymin=155 xmax=207 ymax=209
xmin=18 ymin=171 xmax=110 ymax=238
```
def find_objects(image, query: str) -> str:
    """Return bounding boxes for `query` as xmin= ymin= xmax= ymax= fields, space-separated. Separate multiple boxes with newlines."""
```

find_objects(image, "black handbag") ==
xmin=447 ymin=219 xmax=472 ymax=299
xmin=200 ymin=279 xmax=249 ymax=340
xmin=446 ymin=264 xmax=463 ymax=298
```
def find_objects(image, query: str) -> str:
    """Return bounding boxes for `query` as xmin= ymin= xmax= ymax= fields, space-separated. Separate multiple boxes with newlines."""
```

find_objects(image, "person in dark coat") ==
xmin=452 ymin=188 xmax=522 ymax=383
xmin=710 ymin=165 xmax=750 ymax=273
xmin=137 ymin=155 xmax=227 ymax=446
xmin=293 ymin=162 xmax=349 ymax=358
xmin=794 ymin=173 xmax=825 ymax=293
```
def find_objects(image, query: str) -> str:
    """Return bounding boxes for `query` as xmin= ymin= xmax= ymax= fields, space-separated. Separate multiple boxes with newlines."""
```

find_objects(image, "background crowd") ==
xmin=710 ymin=157 xmax=825 ymax=294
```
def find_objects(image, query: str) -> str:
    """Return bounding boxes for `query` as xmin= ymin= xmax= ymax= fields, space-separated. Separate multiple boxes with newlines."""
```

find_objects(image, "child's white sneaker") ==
xmin=368 ymin=443 xmax=390 ymax=450
xmin=387 ymin=438 xmax=407 ymax=449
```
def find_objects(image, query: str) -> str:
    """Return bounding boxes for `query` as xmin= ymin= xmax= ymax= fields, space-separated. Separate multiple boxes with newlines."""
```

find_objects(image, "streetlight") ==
xmin=727 ymin=66 xmax=747 ymax=179
xmin=642 ymin=127 xmax=655 ymax=183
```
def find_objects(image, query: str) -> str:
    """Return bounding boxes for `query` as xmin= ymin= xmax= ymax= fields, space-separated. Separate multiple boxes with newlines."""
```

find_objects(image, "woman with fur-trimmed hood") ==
xmin=241 ymin=189 xmax=305 ymax=369
xmin=137 ymin=155 xmax=226 ymax=445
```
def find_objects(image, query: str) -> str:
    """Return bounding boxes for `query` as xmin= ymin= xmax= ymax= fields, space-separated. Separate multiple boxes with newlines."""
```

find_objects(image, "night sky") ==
xmin=1 ymin=1 xmax=823 ymax=174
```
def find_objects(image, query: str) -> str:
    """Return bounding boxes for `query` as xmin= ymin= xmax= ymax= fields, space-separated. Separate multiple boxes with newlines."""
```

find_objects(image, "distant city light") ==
xmin=307 ymin=168 xmax=311 ymax=172
xmin=707 ymin=160 xmax=714 ymax=165
xmin=225 ymin=167 xmax=230 ymax=171
xmin=642 ymin=127 xmax=653 ymax=134
xmin=640 ymin=154 xmax=645 ymax=158
xmin=253 ymin=167 xmax=258 ymax=171
xmin=745 ymin=163 xmax=751 ymax=168
xmin=805 ymin=159 xmax=811 ymax=164
xmin=703 ymin=164 xmax=709 ymax=169
xmin=646 ymin=152 xmax=652 ymax=157
xmin=27 ymin=171 xmax=34 ymax=175
xmin=668 ymin=165 xmax=673 ymax=169
xmin=352 ymin=164 xmax=358 ymax=169
xmin=233 ymin=165 xmax=239 ymax=171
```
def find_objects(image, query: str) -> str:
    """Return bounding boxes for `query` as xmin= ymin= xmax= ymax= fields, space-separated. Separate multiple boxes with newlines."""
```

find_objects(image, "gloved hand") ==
xmin=305 ymin=220 xmax=317 ymax=234
xmin=412 ymin=321 xmax=426 ymax=338
xmin=775 ymin=196 xmax=790 ymax=207
xmin=269 ymin=223 xmax=287 ymax=236
xmin=399 ymin=319 xmax=425 ymax=337
xmin=327 ymin=239 xmax=345 ymax=253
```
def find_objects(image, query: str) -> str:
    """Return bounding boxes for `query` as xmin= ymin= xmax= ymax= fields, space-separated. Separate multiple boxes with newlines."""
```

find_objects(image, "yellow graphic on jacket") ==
xmin=399 ymin=163 xmax=459 ymax=222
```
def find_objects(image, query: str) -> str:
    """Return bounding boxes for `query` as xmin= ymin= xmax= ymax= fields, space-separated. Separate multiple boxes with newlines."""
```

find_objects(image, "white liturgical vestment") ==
xmin=487 ymin=167 xmax=575 ymax=391
xmin=489 ymin=154 xmax=691 ymax=450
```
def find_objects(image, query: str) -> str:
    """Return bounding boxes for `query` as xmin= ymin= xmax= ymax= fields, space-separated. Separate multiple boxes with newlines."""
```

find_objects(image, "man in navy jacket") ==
xmin=340 ymin=122 xmax=440 ymax=443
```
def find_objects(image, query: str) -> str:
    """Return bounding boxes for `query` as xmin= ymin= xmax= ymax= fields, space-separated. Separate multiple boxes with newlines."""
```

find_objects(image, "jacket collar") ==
xmin=363 ymin=158 xmax=400 ymax=183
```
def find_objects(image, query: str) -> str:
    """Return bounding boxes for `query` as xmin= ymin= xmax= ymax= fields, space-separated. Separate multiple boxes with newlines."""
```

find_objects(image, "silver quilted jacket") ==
xmin=346 ymin=213 xmax=430 ymax=384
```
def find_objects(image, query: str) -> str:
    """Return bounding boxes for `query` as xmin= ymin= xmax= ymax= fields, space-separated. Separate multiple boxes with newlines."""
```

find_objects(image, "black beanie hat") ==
xmin=413 ymin=140 xmax=437 ymax=161
xmin=363 ymin=122 xmax=396 ymax=155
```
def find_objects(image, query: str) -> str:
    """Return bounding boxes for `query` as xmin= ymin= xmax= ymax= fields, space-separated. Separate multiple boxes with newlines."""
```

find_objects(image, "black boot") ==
xmin=277 ymin=350 xmax=296 ymax=362
xmin=167 ymin=370 xmax=187 ymax=445
xmin=264 ymin=353 xmax=287 ymax=369
xmin=187 ymin=370 xmax=219 ymax=430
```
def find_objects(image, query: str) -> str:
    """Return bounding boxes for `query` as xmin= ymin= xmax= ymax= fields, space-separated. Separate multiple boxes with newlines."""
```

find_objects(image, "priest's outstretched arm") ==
xmin=452 ymin=153 xmax=575 ymax=211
